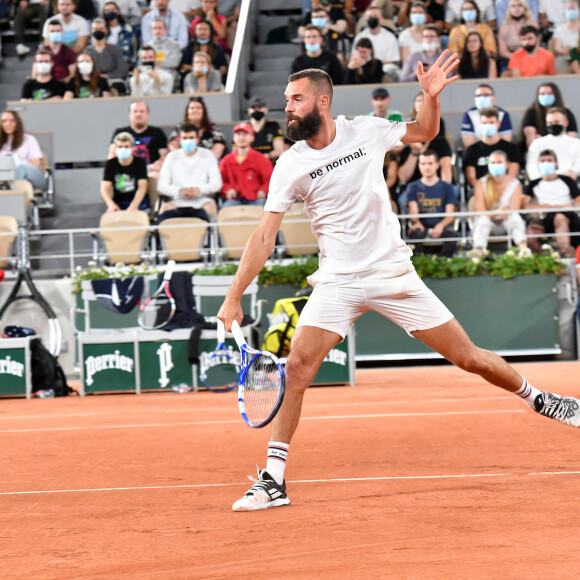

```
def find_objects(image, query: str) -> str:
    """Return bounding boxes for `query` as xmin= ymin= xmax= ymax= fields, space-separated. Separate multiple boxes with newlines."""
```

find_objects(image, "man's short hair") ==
xmin=288 ymin=68 xmax=334 ymax=104
xmin=476 ymin=83 xmax=494 ymax=94
xmin=47 ymin=18 xmax=63 ymax=29
xmin=303 ymin=24 xmax=323 ymax=35
xmin=129 ymin=100 xmax=149 ymax=112
xmin=141 ymin=45 xmax=156 ymax=56
xmin=180 ymin=122 xmax=199 ymax=134
xmin=519 ymin=25 xmax=539 ymax=37
xmin=152 ymin=17 xmax=167 ymax=29
xmin=539 ymin=149 xmax=558 ymax=160
xmin=546 ymin=106 xmax=567 ymax=118
xmin=114 ymin=132 xmax=135 ymax=145
xmin=480 ymin=107 xmax=500 ymax=120
xmin=193 ymin=51 xmax=212 ymax=66
xmin=35 ymin=48 xmax=53 ymax=61
xmin=422 ymin=24 xmax=440 ymax=36
xmin=420 ymin=149 xmax=439 ymax=161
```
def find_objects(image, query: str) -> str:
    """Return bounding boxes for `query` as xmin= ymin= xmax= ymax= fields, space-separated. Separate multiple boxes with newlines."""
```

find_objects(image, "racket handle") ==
xmin=163 ymin=260 xmax=176 ymax=281
xmin=217 ymin=318 xmax=225 ymax=343
xmin=230 ymin=320 xmax=246 ymax=348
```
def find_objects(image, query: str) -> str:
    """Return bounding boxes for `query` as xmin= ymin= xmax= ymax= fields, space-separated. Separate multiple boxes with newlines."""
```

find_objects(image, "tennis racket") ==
xmin=0 ymin=224 xmax=62 ymax=356
xmin=231 ymin=320 xmax=286 ymax=428
xmin=138 ymin=260 xmax=176 ymax=330
xmin=199 ymin=319 xmax=240 ymax=393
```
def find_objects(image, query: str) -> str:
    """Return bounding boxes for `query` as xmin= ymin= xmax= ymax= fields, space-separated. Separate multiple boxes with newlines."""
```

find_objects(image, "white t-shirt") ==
xmin=42 ymin=13 xmax=89 ymax=47
xmin=265 ymin=116 xmax=412 ymax=278
xmin=352 ymin=28 xmax=400 ymax=63
xmin=526 ymin=134 xmax=580 ymax=180
xmin=398 ymin=27 xmax=423 ymax=58
xmin=530 ymin=177 xmax=575 ymax=206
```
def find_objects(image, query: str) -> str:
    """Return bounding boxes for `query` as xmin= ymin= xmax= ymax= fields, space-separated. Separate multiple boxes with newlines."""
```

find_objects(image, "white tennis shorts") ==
xmin=296 ymin=269 xmax=454 ymax=339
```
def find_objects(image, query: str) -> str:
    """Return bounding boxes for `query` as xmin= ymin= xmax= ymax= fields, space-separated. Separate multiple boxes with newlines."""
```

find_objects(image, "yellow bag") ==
xmin=262 ymin=296 xmax=309 ymax=357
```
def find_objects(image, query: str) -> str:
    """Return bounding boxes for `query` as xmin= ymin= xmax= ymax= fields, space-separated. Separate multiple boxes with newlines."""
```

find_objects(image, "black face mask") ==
xmin=367 ymin=17 xmax=379 ymax=28
xmin=546 ymin=124 xmax=564 ymax=136
xmin=93 ymin=30 xmax=106 ymax=40
xmin=523 ymin=43 xmax=536 ymax=53
xmin=251 ymin=111 xmax=266 ymax=121
xmin=511 ymin=13 xmax=524 ymax=20
xmin=141 ymin=62 xmax=155 ymax=69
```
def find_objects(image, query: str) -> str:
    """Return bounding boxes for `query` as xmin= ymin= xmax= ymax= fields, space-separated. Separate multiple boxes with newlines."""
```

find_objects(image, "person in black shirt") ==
xmin=20 ymin=49 xmax=66 ymax=101
xmin=344 ymin=37 xmax=384 ymax=84
xmin=246 ymin=96 xmax=287 ymax=163
xmin=64 ymin=52 xmax=111 ymax=99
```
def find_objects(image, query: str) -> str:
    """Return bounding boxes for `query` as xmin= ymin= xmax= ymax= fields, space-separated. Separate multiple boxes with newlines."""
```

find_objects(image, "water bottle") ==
xmin=172 ymin=383 xmax=192 ymax=394
xmin=35 ymin=389 xmax=55 ymax=399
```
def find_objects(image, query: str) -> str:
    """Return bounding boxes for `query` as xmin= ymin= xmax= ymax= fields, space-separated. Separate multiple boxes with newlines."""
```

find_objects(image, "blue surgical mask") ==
xmin=488 ymin=163 xmax=506 ymax=177
xmin=539 ymin=161 xmax=556 ymax=178
xmin=49 ymin=32 xmax=63 ymax=44
xmin=180 ymin=139 xmax=197 ymax=153
xmin=156 ymin=35 xmax=167 ymax=42
xmin=311 ymin=17 xmax=327 ymax=28
xmin=197 ymin=37 xmax=210 ymax=44
xmin=538 ymin=93 xmax=555 ymax=107
xmin=410 ymin=13 xmax=426 ymax=26
xmin=305 ymin=42 xmax=321 ymax=52
xmin=474 ymin=95 xmax=492 ymax=110
xmin=462 ymin=9 xmax=477 ymax=21
xmin=481 ymin=124 xmax=497 ymax=138
xmin=116 ymin=147 xmax=132 ymax=161
xmin=565 ymin=8 xmax=579 ymax=20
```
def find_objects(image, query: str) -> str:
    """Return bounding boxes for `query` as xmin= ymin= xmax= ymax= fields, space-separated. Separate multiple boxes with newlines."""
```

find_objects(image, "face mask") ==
xmin=462 ymin=9 xmax=477 ymax=21
xmin=93 ymin=30 xmax=106 ymax=40
xmin=78 ymin=61 xmax=93 ymax=75
xmin=565 ymin=8 xmax=579 ymax=20
xmin=196 ymin=37 xmax=210 ymax=44
xmin=523 ymin=43 xmax=536 ymax=53
xmin=546 ymin=124 xmax=564 ymax=136
xmin=180 ymin=139 xmax=197 ymax=153
xmin=538 ymin=93 xmax=555 ymax=107
xmin=195 ymin=65 xmax=209 ymax=74
xmin=48 ymin=32 xmax=63 ymax=44
xmin=104 ymin=11 xmax=118 ymax=20
xmin=36 ymin=62 xmax=52 ymax=75
xmin=251 ymin=110 xmax=265 ymax=121
xmin=539 ymin=161 xmax=556 ymax=178
xmin=311 ymin=17 xmax=327 ymax=28
xmin=474 ymin=95 xmax=492 ymax=109
xmin=367 ymin=17 xmax=380 ymax=28
xmin=156 ymin=35 xmax=167 ymax=42
xmin=410 ymin=13 xmax=426 ymax=26
xmin=512 ymin=12 xmax=524 ymax=20
xmin=116 ymin=147 xmax=132 ymax=161
xmin=488 ymin=163 xmax=506 ymax=177
xmin=481 ymin=124 xmax=498 ymax=138
xmin=141 ymin=61 xmax=155 ymax=70
xmin=305 ymin=42 xmax=321 ymax=52
xmin=422 ymin=41 xmax=438 ymax=52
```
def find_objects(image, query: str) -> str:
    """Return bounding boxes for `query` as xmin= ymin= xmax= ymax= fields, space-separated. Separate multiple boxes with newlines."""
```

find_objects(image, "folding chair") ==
xmin=95 ymin=210 xmax=151 ymax=265
xmin=217 ymin=205 xmax=264 ymax=259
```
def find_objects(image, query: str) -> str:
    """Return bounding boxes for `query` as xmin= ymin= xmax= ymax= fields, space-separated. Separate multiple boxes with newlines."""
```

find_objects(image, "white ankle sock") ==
xmin=515 ymin=378 xmax=541 ymax=409
xmin=266 ymin=441 xmax=289 ymax=485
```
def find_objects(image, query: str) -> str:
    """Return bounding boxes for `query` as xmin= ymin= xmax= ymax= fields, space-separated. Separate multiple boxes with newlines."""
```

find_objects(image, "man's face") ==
xmin=57 ymin=0 xmax=74 ymax=16
xmin=474 ymin=86 xmax=495 ymax=103
xmin=233 ymin=130 xmax=254 ymax=148
xmin=312 ymin=9 xmax=328 ymax=24
xmin=248 ymin=104 xmax=268 ymax=115
xmin=48 ymin=23 xmax=63 ymax=38
xmin=193 ymin=55 xmax=208 ymax=69
xmin=367 ymin=8 xmax=381 ymax=22
xmin=304 ymin=29 xmax=322 ymax=45
xmin=539 ymin=154 xmax=557 ymax=166
xmin=92 ymin=21 xmax=107 ymax=34
xmin=152 ymin=20 xmax=167 ymax=39
xmin=546 ymin=112 xmax=567 ymax=130
xmin=180 ymin=130 xmax=198 ymax=143
xmin=481 ymin=115 xmax=500 ymax=130
xmin=285 ymin=78 xmax=323 ymax=141
xmin=520 ymin=32 xmax=538 ymax=50
xmin=418 ymin=155 xmax=439 ymax=178
xmin=116 ymin=140 xmax=133 ymax=154
xmin=372 ymin=94 xmax=390 ymax=116
xmin=422 ymin=29 xmax=440 ymax=50
xmin=35 ymin=54 xmax=52 ymax=72
xmin=155 ymin=0 xmax=168 ymax=11
xmin=141 ymin=49 xmax=156 ymax=65
xmin=130 ymin=102 xmax=149 ymax=127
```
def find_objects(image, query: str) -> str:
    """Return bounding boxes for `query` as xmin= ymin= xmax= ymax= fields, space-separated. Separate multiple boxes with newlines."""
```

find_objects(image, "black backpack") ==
xmin=30 ymin=339 xmax=76 ymax=396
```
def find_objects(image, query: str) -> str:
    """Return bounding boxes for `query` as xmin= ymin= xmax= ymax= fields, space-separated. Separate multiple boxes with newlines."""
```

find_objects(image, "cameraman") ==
xmin=129 ymin=46 xmax=174 ymax=96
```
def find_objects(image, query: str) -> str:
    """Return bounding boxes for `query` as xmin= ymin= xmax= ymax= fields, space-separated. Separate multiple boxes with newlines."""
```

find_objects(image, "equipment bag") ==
xmin=262 ymin=296 xmax=309 ymax=358
xmin=30 ymin=339 xmax=75 ymax=396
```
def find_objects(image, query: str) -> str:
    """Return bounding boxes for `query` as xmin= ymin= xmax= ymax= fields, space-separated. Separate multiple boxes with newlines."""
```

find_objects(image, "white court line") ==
xmin=0 ymin=470 xmax=578 ymax=497
xmin=0 ymin=409 xmax=524 ymax=433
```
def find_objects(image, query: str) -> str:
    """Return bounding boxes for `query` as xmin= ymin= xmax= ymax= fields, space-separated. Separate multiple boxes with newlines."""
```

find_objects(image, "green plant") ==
xmin=71 ymin=261 xmax=158 ymax=294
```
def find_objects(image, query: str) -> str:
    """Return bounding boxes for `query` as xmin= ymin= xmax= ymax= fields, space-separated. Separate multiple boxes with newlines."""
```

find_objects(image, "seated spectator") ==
xmin=552 ymin=0 xmax=580 ymax=71
xmin=461 ymin=84 xmax=513 ymax=148
xmin=496 ymin=0 xmax=539 ymax=27
xmin=146 ymin=18 xmax=182 ymax=83
xmin=14 ymin=0 xmax=47 ymax=57
xmin=219 ymin=123 xmax=273 ymax=208
xmin=444 ymin=0 xmax=496 ymax=30
xmin=405 ymin=150 xmax=458 ymax=257
xmin=99 ymin=0 xmax=142 ymax=28
xmin=157 ymin=122 xmax=222 ymax=222
xmin=456 ymin=31 xmax=497 ymax=79
xmin=101 ymin=132 xmax=149 ymax=212
xmin=447 ymin=0 xmax=497 ymax=57
xmin=42 ymin=0 xmax=90 ymax=54
xmin=0 ymin=109 xmax=47 ymax=191
xmin=41 ymin=19 xmax=77 ymax=82
xmin=472 ymin=150 xmax=527 ymax=253
xmin=189 ymin=0 xmax=229 ymax=54
xmin=354 ymin=0 xmax=396 ymax=34
xmin=407 ymin=90 xmax=445 ymax=135
xmin=183 ymin=51 xmax=222 ymax=93
xmin=464 ymin=107 xmax=522 ymax=189
xmin=398 ymin=1 xmax=429 ymax=65
xmin=368 ymin=86 xmax=404 ymax=120
xmin=498 ymin=0 xmax=539 ymax=71
xmin=396 ymin=0 xmax=445 ymax=32
xmin=85 ymin=18 xmax=127 ymax=95
xmin=344 ymin=37 xmax=383 ymax=84
xmin=526 ymin=107 xmax=580 ymax=181
xmin=401 ymin=24 xmax=444 ymax=82
xmin=504 ymin=25 xmax=555 ymax=77
xmin=299 ymin=0 xmax=348 ymax=38
xmin=570 ymin=33 xmax=580 ymax=73
xmin=102 ymin=2 xmax=137 ymax=68
xmin=168 ymin=96 xmax=227 ymax=159
xmin=520 ymin=82 xmax=578 ymax=151
xmin=304 ymin=3 xmax=347 ymax=65
xmin=291 ymin=25 xmax=344 ymax=86
xmin=539 ymin=1 xmax=567 ymax=28
xmin=21 ymin=49 xmax=66 ymax=101
xmin=64 ymin=52 xmax=112 ymax=98
xmin=523 ymin=149 xmax=580 ymax=256
xmin=181 ymin=19 xmax=228 ymax=78
xmin=141 ymin=0 xmax=189 ymax=50
xmin=130 ymin=46 xmax=174 ymax=96
xmin=246 ymin=96 xmax=287 ymax=163
xmin=170 ymin=0 xmax=200 ymax=21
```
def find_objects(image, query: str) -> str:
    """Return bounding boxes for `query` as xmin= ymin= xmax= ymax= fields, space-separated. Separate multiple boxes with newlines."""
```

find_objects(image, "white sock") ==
xmin=514 ymin=378 xmax=541 ymax=409
xmin=266 ymin=441 xmax=289 ymax=485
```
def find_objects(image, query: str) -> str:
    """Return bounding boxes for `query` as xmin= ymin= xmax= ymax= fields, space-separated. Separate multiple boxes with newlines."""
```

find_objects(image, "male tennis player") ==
xmin=218 ymin=50 xmax=580 ymax=512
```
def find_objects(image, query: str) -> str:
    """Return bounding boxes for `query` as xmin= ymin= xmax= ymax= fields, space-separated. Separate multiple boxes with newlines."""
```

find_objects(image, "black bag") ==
xmin=30 ymin=339 xmax=75 ymax=396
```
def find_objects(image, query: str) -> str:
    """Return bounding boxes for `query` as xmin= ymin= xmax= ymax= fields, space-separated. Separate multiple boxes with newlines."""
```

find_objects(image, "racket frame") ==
xmin=199 ymin=319 xmax=239 ymax=393
xmin=138 ymin=260 xmax=177 ymax=330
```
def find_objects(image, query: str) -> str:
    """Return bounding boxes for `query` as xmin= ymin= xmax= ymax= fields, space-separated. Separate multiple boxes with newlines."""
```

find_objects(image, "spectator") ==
xmin=98 ymin=0 xmax=141 ymax=27
xmin=219 ymin=123 xmax=273 ymax=208
xmin=291 ymin=25 xmax=344 ymax=86
xmin=129 ymin=46 xmax=174 ymax=96
xmin=498 ymin=0 xmax=539 ymax=71
xmin=181 ymin=19 xmax=228 ymax=78
xmin=570 ymin=31 xmax=580 ymax=72
xmin=146 ymin=18 xmax=183 ymax=83
xmin=170 ymin=0 xmax=200 ymax=21
xmin=0 ymin=109 xmax=47 ymax=192
xmin=496 ymin=0 xmax=539 ymax=27
xmin=157 ymin=122 xmax=222 ymax=222
xmin=407 ymin=90 xmax=445 ymax=136
xmin=168 ymin=96 xmax=226 ymax=159
xmin=41 ymin=19 xmax=77 ymax=82
xmin=189 ymin=0 xmax=229 ymax=53
xmin=42 ymin=0 xmax=89 ymax=54
xmin=344 ymin=37 xmax=383 ymax=84
xmin=447 ymin=0 xmax=497 ymax=57
xmin=523 ymin=149 xmax=580 ymax=256
xmin=472 ymin=150 xmax=527 ymax=253
xmin=539 ymin=0 xmax=568 ymax=29
xmin=246 ymin=96 xmax=287 ymax=163
xmin=504 ymin=25 xmax=555 ymax=77
xmin=400 ymin=24 xmax=443 ymax=82
xmin=102 ymin=2 xmax=137 ymax=68
xmin=64 ymin=51 xmax=112 ymax=98
xmin=304 ymin=3 xmax=347 ymax=64
xmin=300 ymin=0 xmax=348 ymax=37
xmin=14 ymin=0 xmax=48 ymax=57
xmin=405 ymin=149 xmax=458 ymax=257
xmin=526 ymin=107 xmax=580 ymax=181
xmin=396 ymin=0 xmax=445 ymax=32
xmin=368 ymin=87 xmax=404 ymax=121
xmin=552 ymin=0 xmax=580 ymax=71
xmin=464 ymin=107 xmax=522 ymax=189
xmin=444 ymin=0 xmax=496 ymax=29
xmin=101 ymin=132 xmax=149 ymax=212
xmin=354 ymin=0 xmax=396 ymax=34
xmin=183 ymin=51 xmax=222 ymax=93
xmin=220 ymin=0 xmax=241 ymax=49
xmin=461 ymin=84 xmax=513 ymax=148
xmin=21 ymin=49 xmax=66 ymax=101
xmin=141 ymin=0 xmax=189 ymax=49
xmin=456 ymin=31 xmax=497 ymax=79
xmin=85 ymin=18 xmax=127 ymax=95
xmin=398 ymin=1 xmax=429 ymax=65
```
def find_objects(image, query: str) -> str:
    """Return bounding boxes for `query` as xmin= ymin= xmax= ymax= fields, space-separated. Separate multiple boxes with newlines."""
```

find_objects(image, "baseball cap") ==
xmin=249 ymin=96 xmax=266 ymax=108
xmin=372 ymin=87 xmax=389 ymax=99
xmin=233 ymin=122 xmax=254 ymax=135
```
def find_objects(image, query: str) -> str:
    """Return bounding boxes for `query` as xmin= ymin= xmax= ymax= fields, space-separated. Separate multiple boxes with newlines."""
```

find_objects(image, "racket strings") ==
xmin=140 ymin=295 xmax=173 ymax=329
xmin=243 ymin=354 xmax=283 ymax=424
xmin=201 ymin=349 xmax=239 ymax=392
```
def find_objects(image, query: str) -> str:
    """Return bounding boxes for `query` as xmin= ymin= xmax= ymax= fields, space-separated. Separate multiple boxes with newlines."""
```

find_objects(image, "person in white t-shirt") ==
xmin=218 ymin=53 xmax=580 ymax=513
xmin=41 ymin=0 xmax=90 ymax=54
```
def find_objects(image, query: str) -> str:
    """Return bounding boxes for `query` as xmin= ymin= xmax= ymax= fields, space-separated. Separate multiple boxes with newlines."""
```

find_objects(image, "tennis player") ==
xmin=218 ymin=50 xmax=580 ymax=512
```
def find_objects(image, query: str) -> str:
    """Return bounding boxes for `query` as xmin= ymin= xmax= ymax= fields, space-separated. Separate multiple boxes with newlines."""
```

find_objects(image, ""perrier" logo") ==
xmin=85 ymin=350 xmax=134 ymax=386
xmin=0 ymin=356 xmax=24 ymax=377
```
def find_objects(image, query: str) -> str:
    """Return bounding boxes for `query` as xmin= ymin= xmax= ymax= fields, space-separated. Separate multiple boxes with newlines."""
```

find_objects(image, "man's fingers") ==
xmin=432 ymin=48 xmax=450 ymax=68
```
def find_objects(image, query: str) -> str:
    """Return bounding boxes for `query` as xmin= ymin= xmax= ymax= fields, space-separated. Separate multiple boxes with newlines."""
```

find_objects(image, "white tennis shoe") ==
xmin=534 ymin=391 xmax=580 ymax=427
xmin=232 ymin=468 xmax=290 ymax=512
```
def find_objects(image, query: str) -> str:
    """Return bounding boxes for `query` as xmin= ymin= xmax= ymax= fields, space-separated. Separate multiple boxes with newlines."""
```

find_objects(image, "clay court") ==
xmin=2 ymin=361 xmax=580 ymax=579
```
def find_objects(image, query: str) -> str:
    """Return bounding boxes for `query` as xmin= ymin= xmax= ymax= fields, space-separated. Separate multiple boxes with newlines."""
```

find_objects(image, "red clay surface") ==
xmin=1 ymin=362 xmax=580 ymax=579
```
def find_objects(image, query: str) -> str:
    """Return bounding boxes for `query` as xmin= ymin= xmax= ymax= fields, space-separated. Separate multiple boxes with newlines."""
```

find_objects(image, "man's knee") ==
xmin=453 ymin=346 xmax=488 ymax=374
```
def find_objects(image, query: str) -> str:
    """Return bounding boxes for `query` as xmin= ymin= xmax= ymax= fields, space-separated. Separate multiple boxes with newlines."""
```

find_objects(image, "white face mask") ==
xmin=36 ymin=62 xmax=52 ymax=75
xmin=422 ymin=41 xmax=439 ymax=52
xmin=78 ymin=61 xmax=94 ymax=75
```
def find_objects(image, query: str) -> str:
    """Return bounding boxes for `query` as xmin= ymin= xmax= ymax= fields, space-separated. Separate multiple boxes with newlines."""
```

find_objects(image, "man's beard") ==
xmin=285 ymin=104 xmax=322 ymax=141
